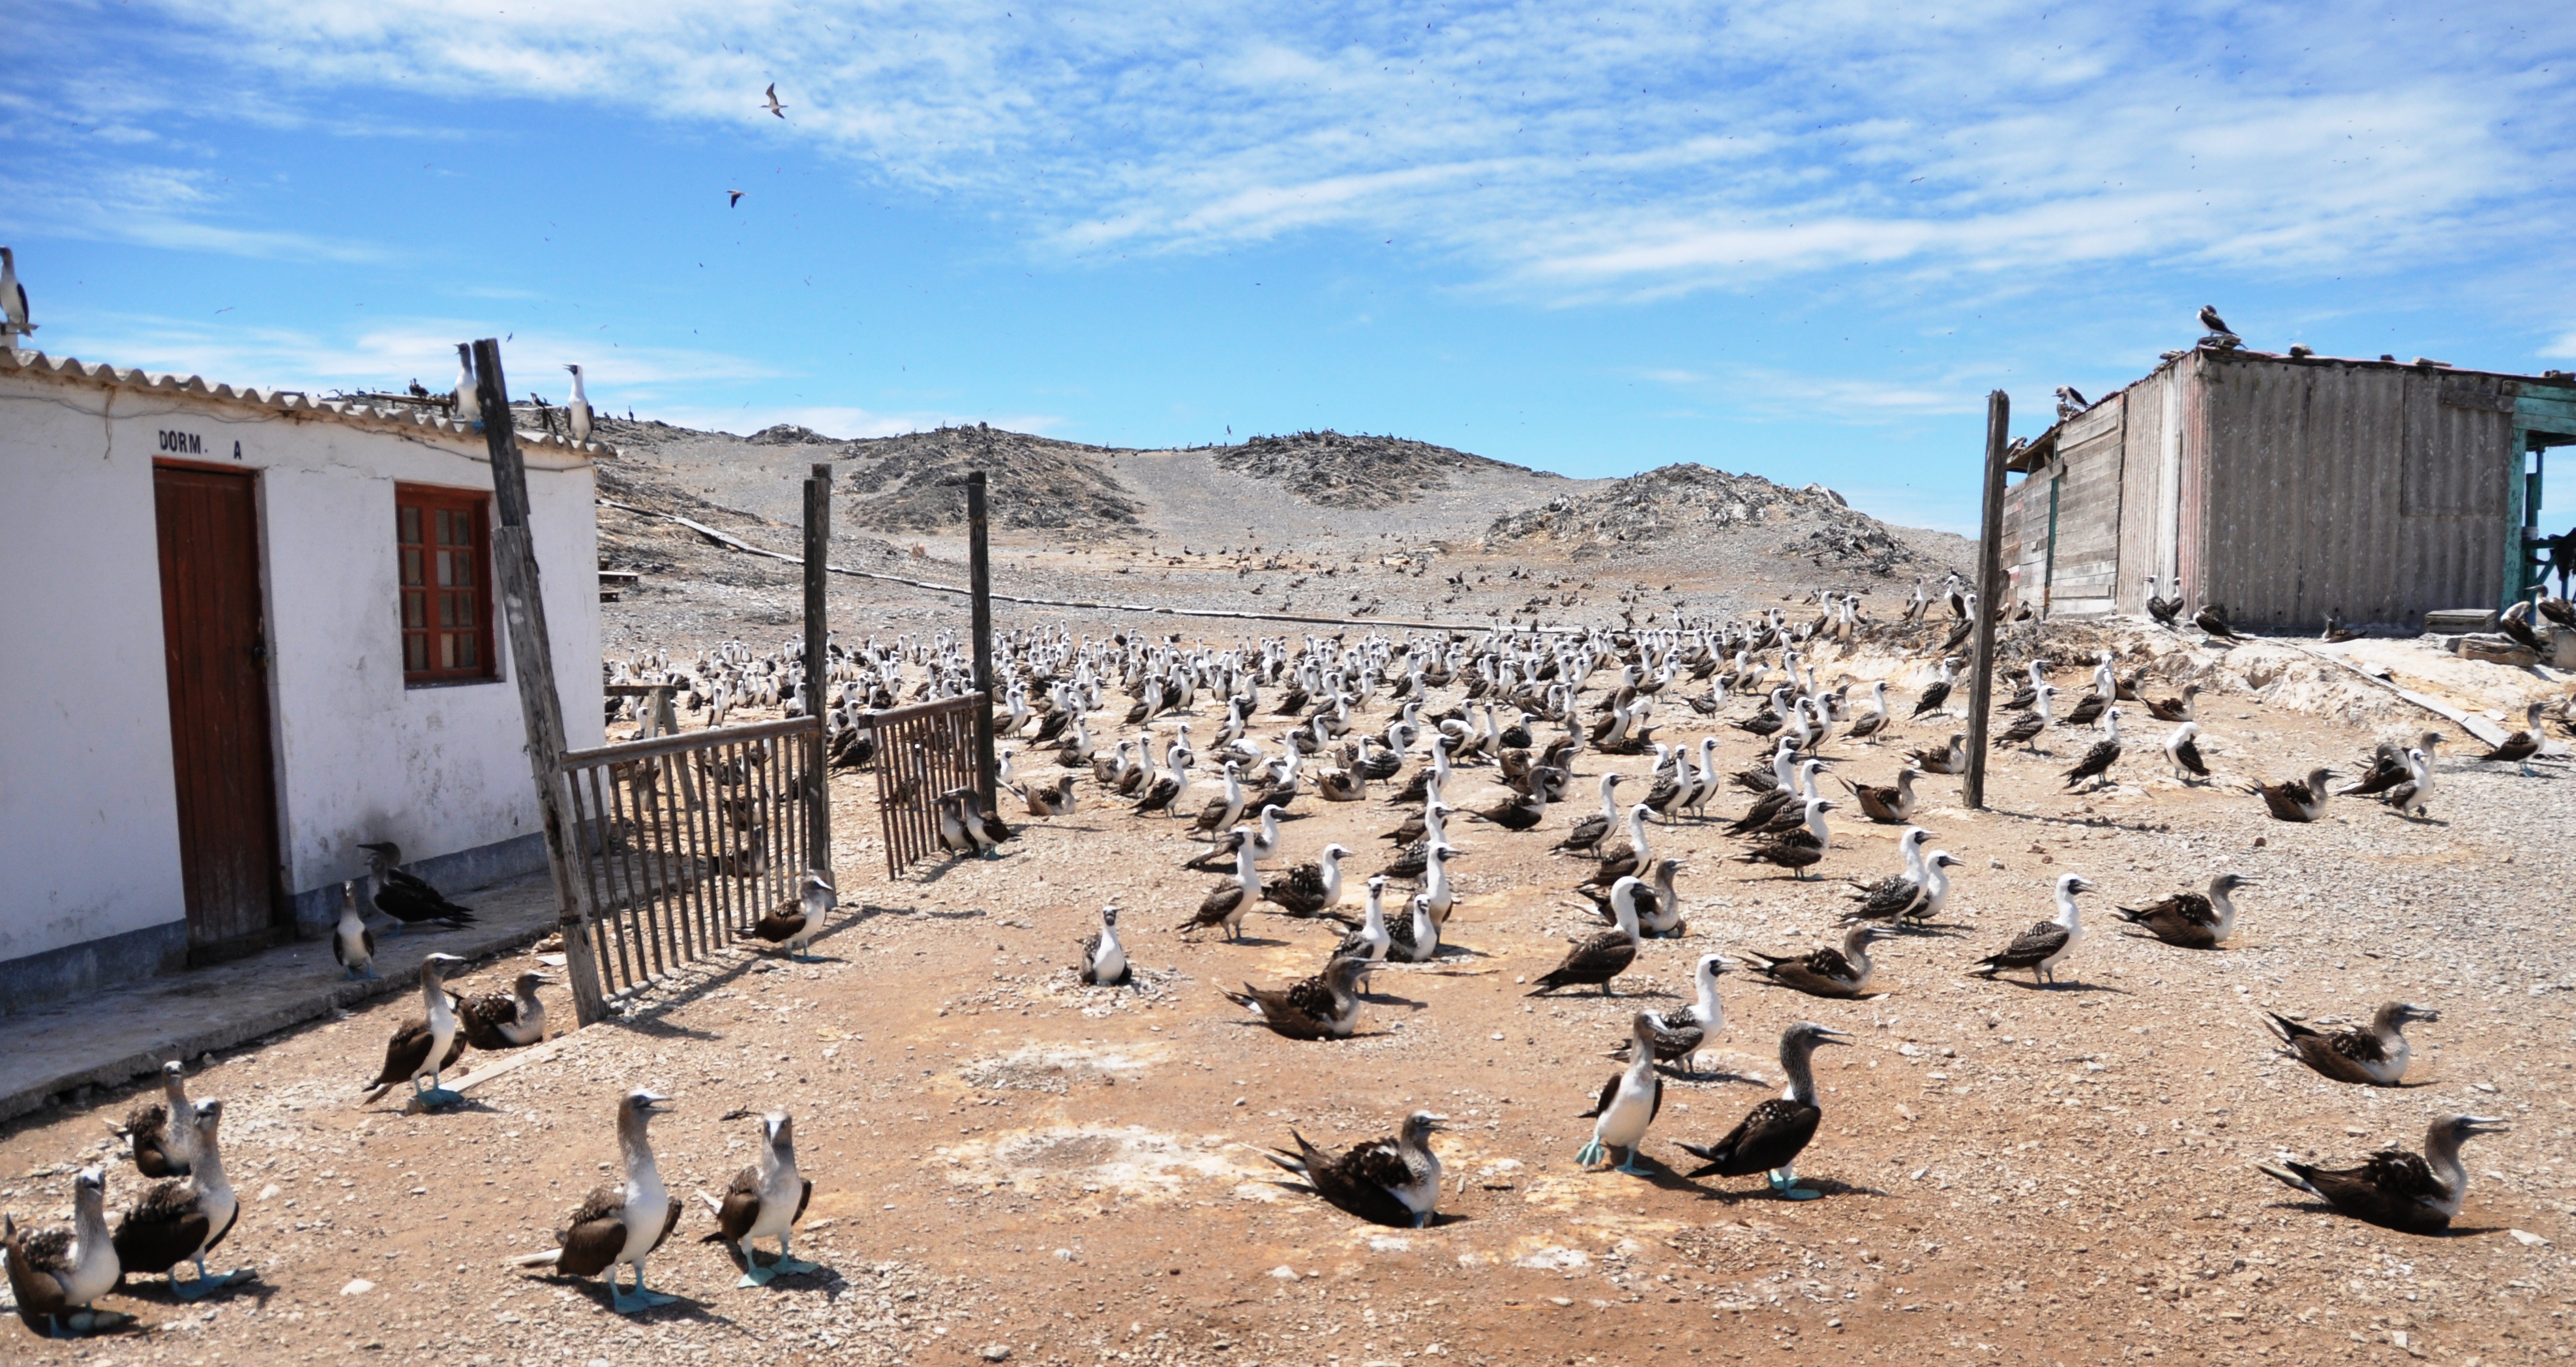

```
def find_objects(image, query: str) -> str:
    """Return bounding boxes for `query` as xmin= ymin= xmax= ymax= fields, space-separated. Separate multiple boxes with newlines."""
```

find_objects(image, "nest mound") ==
xmin=1209 ymin=430 xmax=1529 ymax=509
xmin=746 ymin=423 xmax=838 ymax=446
xmin=837 ymin=425 xmax=1146 ymax=535
xmin=1485 ymin=463 xmax=1923 ymax=574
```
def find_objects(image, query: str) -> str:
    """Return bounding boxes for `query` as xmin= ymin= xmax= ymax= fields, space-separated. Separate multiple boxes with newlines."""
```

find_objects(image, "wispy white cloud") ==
xmin=44 ymin=314 xmax=783 ymax=399
xmin=76 ymin=1 xmax=2569 ymax=304
xmin=1641 ymin=363 xmax=1992 ymax=422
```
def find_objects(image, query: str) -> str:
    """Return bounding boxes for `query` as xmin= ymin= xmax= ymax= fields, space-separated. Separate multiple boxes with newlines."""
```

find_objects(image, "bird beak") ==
xmin=2457 ymin=1116 xmax=2510 ymax=1136
xmin=636 ymin=1092 xmax=672 ymax=1115
xmin=1814 ymin=1027 xmax=1855 ymax=1045
xmin=2405 ymin=1005 xmax=2440 ymax=1023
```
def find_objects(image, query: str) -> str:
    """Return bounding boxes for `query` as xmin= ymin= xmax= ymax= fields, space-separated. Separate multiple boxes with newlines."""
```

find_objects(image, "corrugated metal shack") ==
xmin=1998 ymin=346 xmax=2576 ymax=631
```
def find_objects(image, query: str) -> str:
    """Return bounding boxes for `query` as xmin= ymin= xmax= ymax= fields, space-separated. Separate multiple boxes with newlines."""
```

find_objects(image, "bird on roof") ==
xmin=1971 ymin=873 xmax=2093 ymax=986
xmin=2256 ymin=1114 xmax=2506 ymax=1235
xmin=0 ymin=246 xmax=35 ymax=342
xmin=762 ymin=83 xmax=786 ymax=118
xmin=505 ymin=1089 xmax=684 ymax=1313
xmin=2264 ymin=1002 xmax=2436 ymax=1086
xmin=107 ymin=1061 xmax=197 ymax=1180
xmin=1263 ymin=1112 xmax=1445 ymax=1227
xmin=563 ymin=364 xmax=593 ymax=443
xmin=1576 ymin=1014 xmax=1668 ymax=1175
xmin=2054 ymin=385 xmax=2089 ymax=419
xmin=110 ymin=1099 xmax=249 ymax=1301
xmin=5 ymin=1166 xmax=128 ymax=1338
xmin=2198 ymin=305 xmax=2238 ymax=338
xmin=2247 ymin=766 xmax=2335 ymax=822
xmin=698 ymin=1109 xmax=815 ymax=1287
xmin=2113 ymin=871 xmax=2255 ymax=949
xmin=1675 ymin=1021 xmax=1852 ymax=1200
xmin=452 ymin=344 xmax=480 ymax=425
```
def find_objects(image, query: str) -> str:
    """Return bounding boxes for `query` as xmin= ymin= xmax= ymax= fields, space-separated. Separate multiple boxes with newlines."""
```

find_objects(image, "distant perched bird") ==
xmin=2256 ymin=1114 xmax=2506 ymax=1234
xmin=563 ymin=364 xmax=593 ymax=443
xmin=2061 ymin=706 xmax=2123 ymax=790
xmin=2054 ymin=385 xmax=2089 ymax=419
xmin=752 ymin=869 xmax=834 ymax=961
xmin=1263 ymin=1112 xmax=1445 ymax=1227
xmin=332 ymin=880 xmax=377 ymax=980
xmin=359 ymin=842 xmax=475 ymax=931
xmin=2473 ymin=702 xmax=2548 ymax=777
xmin=452 ymin=344 xmax=480 ymax=425
xmin=2144 ymin=575 xmax=2183 ymax=626
xmin=2194 ymin=603 xmax=2243 ymax=642
xmin=2164 ymin=720 xmax=2209 ymax=781
xmin=762 ymin=83 xmax=787 ymax=118
xmin=107 ymin=1062 xmax=196 ymax=1180
xmin=0 ymin=245 xmax=35 ymax=342
xmin=2198 ymin=305 xmax=2236 ymax=338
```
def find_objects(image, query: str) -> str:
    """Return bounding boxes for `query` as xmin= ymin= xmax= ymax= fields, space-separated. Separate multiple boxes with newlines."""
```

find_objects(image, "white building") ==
xmin=0 ymin=347 xmax=607 ymax=1014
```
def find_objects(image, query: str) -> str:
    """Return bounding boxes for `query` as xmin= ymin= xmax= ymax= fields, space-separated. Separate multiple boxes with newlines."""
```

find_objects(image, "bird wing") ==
xmin=110 ymin=1179 xmax=212 ymax=1274
xmin=14 ymin=1222 xmax=76 ymax=1277
xmin=369 ymin=1017 xmax=434 ymax=1090
xmin=654 ymin=1197 xmax=684 ymax=1254
xmin=1681 ymin=1098 xmax=1819 ymax=1178
xmin=457 ymin=991 xmax=518 ymax=1051
xmin=2326 ymin=1027 xmax=2389 ymax=1065
xmin=1986 ymin=921 xmax=2069 ymax=967
xmin=1580 ymin=1072 xmax=1620 ymax=1119
xmin=1545 ymin=932 xmax=1638 ymax=984
xmin=705 ymin=1166 xmax=762 ymax=1242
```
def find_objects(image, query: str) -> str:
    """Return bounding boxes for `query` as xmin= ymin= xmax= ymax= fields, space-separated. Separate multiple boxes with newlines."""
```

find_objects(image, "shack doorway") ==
xmin=153 ymin=464 xmax=286 ymax=961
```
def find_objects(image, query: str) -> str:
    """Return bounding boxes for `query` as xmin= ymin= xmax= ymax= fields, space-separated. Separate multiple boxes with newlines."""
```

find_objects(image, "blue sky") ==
xmin=10 ymin=3 xmax=2575 ymax=533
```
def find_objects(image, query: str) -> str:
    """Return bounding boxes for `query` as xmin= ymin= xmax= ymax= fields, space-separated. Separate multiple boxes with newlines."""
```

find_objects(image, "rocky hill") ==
xmin=1484 ymin=462 xmax=1941 ymax=576
xmin=1208 ymin=430 xmax=1542 ymax=509
xmin=835 ymin=425 xmax=1148 ymax=536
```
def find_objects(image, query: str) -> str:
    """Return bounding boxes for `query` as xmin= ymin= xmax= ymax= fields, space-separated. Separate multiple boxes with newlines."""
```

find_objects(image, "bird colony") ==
xmin=7 ymin=580 xmax=2571 ymax=1360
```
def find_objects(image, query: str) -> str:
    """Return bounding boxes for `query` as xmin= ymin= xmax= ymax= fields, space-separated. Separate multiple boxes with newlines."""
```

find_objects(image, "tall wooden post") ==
xmin=1964 ymin=389 xmax=2011 ymax=811
xmin=804 ymin=464 xmax=833 ymax=874
xmin=472 ymin=338 xmax=608 ymax=1026
xmin=966 ymin=470 xmax=998 ymax=812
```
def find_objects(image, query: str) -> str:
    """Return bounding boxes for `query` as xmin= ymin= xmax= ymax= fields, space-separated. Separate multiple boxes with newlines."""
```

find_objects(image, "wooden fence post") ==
xmin=1964 ymin=389 xmax=2011 ymax=811
xmin=966 ymin=470 xmax=998 ymax=813
xmin=804 ymin=464 xmax=832 ymax=875
xmin=472 ymin=338 xmax=608 ymax=1026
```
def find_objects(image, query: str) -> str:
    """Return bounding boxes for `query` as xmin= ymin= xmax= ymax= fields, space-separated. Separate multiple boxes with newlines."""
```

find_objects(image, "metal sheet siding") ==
xmin=2113 ymin=381 xmax=2164 ymax=614
xmin=2196 ymin=357 xmax=2511 ymax=629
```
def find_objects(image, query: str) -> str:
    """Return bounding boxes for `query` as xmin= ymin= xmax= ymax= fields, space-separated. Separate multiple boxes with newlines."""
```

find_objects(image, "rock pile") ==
xmin=837 ymin=425 xmax=1146 ymax=535
xmin=1210 ymin=430 xmax=1530 ymax=509
xmin=1484 ymin=463 xmax=1924 ymax=574
xmin=747 ymin=423 xmax=837 ymax=446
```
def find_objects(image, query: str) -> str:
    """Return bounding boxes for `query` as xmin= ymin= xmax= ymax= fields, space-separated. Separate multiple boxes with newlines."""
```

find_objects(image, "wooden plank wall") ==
xmin=2046 ymin=400 xmax=2127 ymax=617
xmin=2196 ymin=356 xmax=2513 ymax=630
xmin=2114 ymin=372 xmax=2172 ymax=614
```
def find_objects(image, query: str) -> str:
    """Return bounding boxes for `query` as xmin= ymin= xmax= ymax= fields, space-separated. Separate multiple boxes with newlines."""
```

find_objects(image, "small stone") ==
xmin=341 ymin=1278 xmax=375 ymax=1296
xmin=980 ymin=1346 xmax=1012 ymax=1362
xmin=1270 ymin=1265 xmax=1300 ymax=1280
xmin=2509 ymin=1229 xmax=2551 ymax=1247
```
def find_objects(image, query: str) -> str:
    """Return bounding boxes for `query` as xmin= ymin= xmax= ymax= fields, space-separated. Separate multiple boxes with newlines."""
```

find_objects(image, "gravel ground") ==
xmin=6 ymin=605 xmax=2571 ymax=1364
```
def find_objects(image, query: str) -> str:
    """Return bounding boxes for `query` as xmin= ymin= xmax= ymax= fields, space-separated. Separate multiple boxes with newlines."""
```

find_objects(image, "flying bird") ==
xmin=762 ymin=83 xmax=786 ymax=119
xmin=728 ymin=190 xmax=745 ymax=207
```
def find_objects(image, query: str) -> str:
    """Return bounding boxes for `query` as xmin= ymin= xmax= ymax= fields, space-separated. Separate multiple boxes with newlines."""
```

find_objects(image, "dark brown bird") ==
xmin=2246 ymin=767 xmax=2335 ymax=822
xmin=1221 ymin=957 xmax=1373 ymax=1039
xmin=2256 ymin=1115 xmax=2506 ymax=1235
xmin=2264 ymin=1002 xmax=2435 ymax=1085
xmin=2112 ymin=872 xmax=2255 ymax=949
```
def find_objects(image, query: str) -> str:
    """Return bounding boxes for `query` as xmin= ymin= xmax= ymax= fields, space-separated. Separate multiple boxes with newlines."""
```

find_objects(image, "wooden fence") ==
xmin=558 ymin=715 xmax=820 ymax=999
xmin=870 ymin=693 xmax=987 ymax=878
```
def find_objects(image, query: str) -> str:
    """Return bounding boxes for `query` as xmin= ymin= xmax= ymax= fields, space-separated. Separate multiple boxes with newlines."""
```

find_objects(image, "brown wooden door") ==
xmin=155 ymin=465 xmax=285 ymax=961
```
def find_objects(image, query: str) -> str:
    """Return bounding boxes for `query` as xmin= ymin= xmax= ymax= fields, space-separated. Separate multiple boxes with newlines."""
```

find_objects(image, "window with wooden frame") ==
xmin=395 ymin=485 xmax=498 ymax=685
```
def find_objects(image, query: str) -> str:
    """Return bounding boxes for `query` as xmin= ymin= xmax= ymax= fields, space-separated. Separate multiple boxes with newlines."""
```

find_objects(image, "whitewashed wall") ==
xmin=0 ymin=363 xmax=603 ymax=983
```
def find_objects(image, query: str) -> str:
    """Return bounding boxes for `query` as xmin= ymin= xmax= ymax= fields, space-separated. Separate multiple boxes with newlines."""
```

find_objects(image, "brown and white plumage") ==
xmin=1745 ymin=925 xmax=1893 ymax=999
xmin=110 ymin=1100 xmax=246 ymax=1300
xmin=360 ymin=953 xmax=470 ymax=1103
xmin=1675 ymin=1022 xmax=1851 ymax=1198
xmin=2247 ymin=766 xmax=2335 ymax=822
xmin=107 ymin=1061 xmax=195 ymax=1180
xmin=506 ymin=1089 xmax=685 ymax=1312
xmin=1970 ymin=873 xmax=2092 ymax=985
xmin=457 ymin=970 xmax=554 ymax=1051
xmin=1840 ymin=766 xmax=1920 ymax=823
xmin=1263 ymin=1111 xmax=1445 ymax=1227
xmin=2256 ymin=1115 xmax=2506 ymax=1234
xmin=5 ymin=1167 xmax=125 ymax=1337
xmin=2264 ymin=1001 xmax=2435 ymax=1086
xmin=1529 ymin=877 xmax=1644 ymax=995
xmin=697 ymin=1109 xmax=816 ymax=1285
xmin=1179 ymin=832 xmax=1260 ymax=941
xmin=1221 ymin=957 xmax=1373 ymax=1040
xmin=2113 ymin=872 xmax=2254 ymax=948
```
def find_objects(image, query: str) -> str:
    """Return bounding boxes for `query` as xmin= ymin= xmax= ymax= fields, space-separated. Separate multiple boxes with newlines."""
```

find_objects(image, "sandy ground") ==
xmin=6 ymin=610 xmax=2572 ymax=1366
